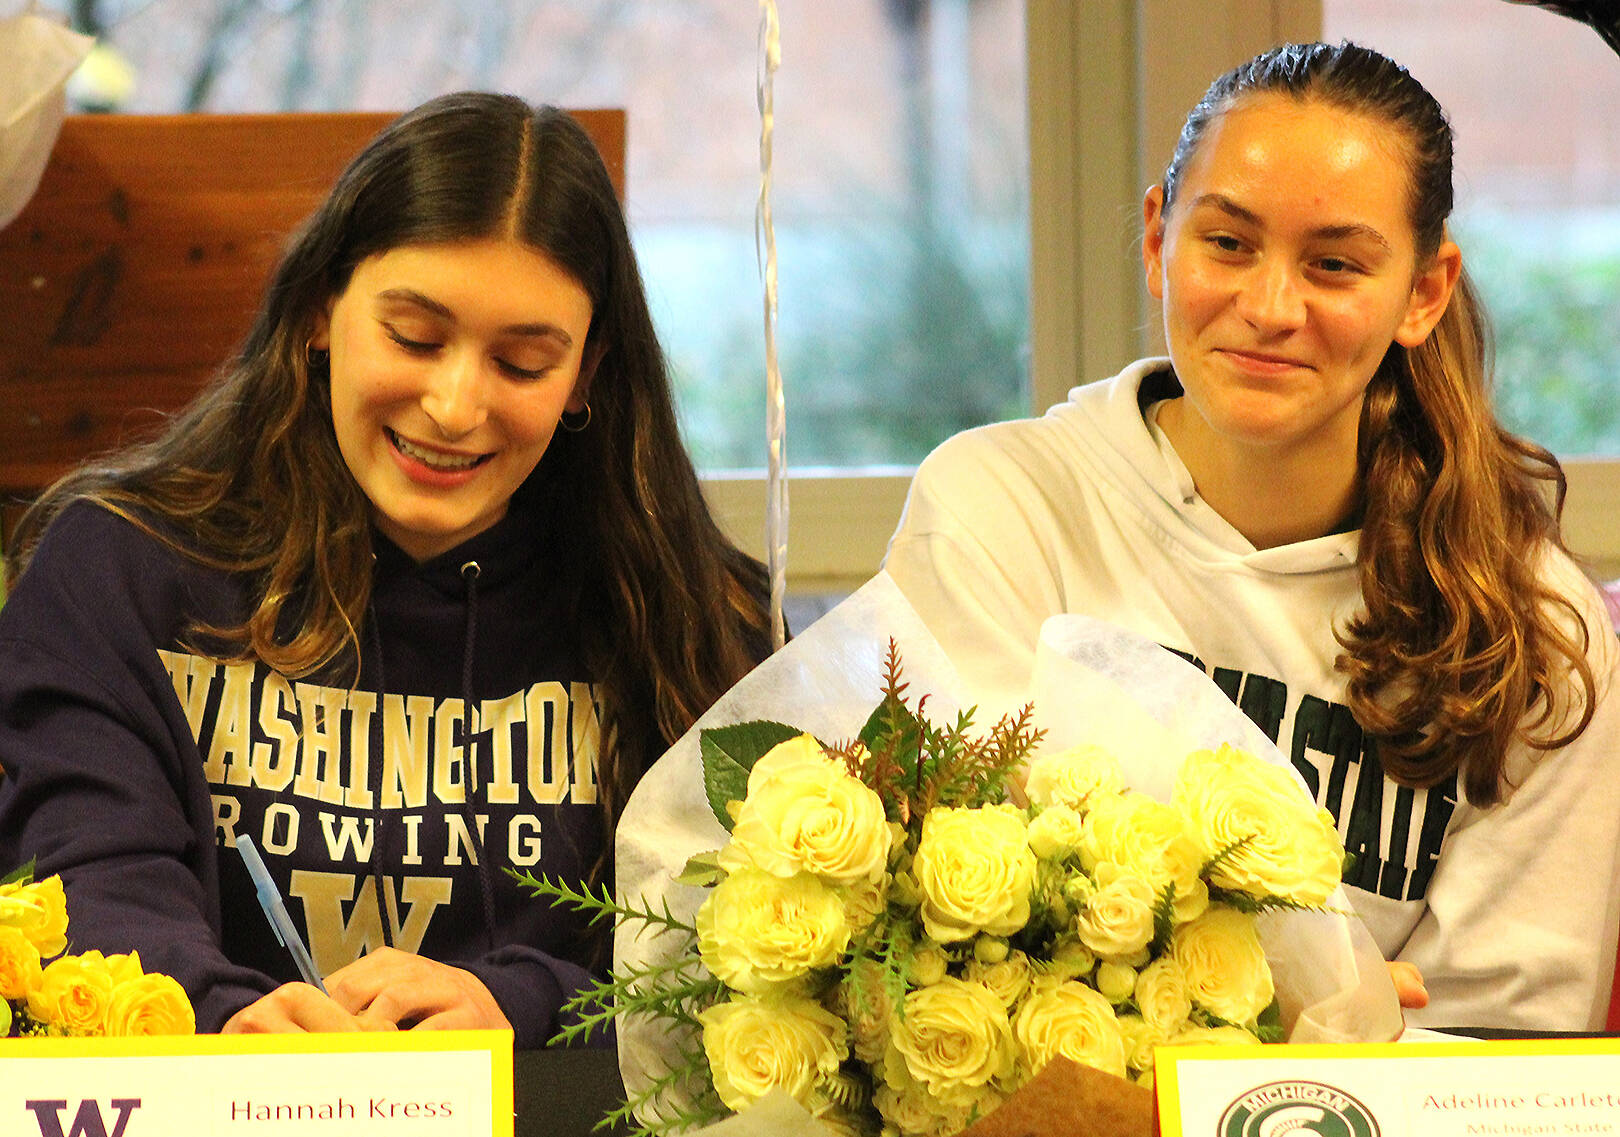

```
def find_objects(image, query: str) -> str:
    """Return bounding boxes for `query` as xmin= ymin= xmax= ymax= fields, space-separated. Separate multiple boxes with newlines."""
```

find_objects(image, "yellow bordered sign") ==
xmin=0 ymin=1028 xmax=512 ymax=1136
xmin=1156 ymin=1036 xmax=1620 ymax=1137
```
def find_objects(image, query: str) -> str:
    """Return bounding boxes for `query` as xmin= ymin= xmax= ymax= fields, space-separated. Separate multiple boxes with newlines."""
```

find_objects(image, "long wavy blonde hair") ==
xmin=1162 ymin=43 xmax=1596 ymax=806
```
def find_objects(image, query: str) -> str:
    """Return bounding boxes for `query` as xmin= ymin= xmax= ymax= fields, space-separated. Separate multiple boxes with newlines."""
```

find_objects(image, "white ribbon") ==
xmin=757 ymin=0 xmax=787 ymax=650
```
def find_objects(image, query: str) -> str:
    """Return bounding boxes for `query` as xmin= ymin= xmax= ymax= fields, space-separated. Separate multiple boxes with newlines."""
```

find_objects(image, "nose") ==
xmin=1235 ymin=257 xmax=1306 ymax=334
xmin=419 ymin=352 xmax=489 ymax=440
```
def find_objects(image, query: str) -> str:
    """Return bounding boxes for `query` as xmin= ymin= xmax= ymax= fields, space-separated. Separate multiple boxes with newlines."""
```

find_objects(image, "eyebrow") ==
xmin=1188 ymin=192 xmax=1393 ymax=253
xmin=374 ymin=287 xmax=575 ymax=343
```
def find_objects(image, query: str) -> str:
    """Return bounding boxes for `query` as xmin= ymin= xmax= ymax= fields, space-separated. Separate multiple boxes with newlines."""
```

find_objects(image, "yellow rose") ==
xmin=105 ymin=972 xmax=195 ymax=1035
xmin=28 ymin=951 xmax=115 ymax=1035
xmin=874 ymin=1078 xmax=951 ymax=1137
xmin=965 ymin=949 xmax=1033 ymax=1010
xmin=718 ymin=734 xmax=892 ymax=886
xmin=835 ymin=959 xmax=893 ymax=1065
xmin=0 ymin=925 xmax=43 ymax=1001
xmin=1073 ymin=862 xmax=1157 ymax=959
xmin=1115 ymin=1012 xmax=1159 ymax=1072
xmin=698 ymin=993 xmax=849 ymax=1112
xmin=1024 ymin=743 xmax=1125 ymax=810
xmin=912 ymin=804 xmax=1036 ymax=943
xmin=1045 ymin=937 xmax=1096 ymax=982
xmin=840 ymin=875 xmax=888 ymax=937
xmin=697 ymin=867 xmax=850 ymax=994
xmin=104 ymin=952 xmax=145 ymax=985
xmin=1079 ymin=792 xmax=1210 ymax=924
xmin=1133 ymin=956 xmax=1192 ymax=1037
xmin=1171 ymin=907 xmax=1274 ymax=1026
xmin=1173 ymin=744 xmax=1344 ymax=905
xmin=0 ymin=875 xmax=69 ymax=958
xmin=888 ymin=977 xmax=1016 ymax=1105
xmin=1026 ymin=804 xmax=1086 ymax=861
xmin=1166 ymin=1023 xmax=1263 ymax=1047
xmin=875 ymin=1074 xmax=1001 ymax=1137
xmin=1011 ymin=979 xmax=1127 ymax=1080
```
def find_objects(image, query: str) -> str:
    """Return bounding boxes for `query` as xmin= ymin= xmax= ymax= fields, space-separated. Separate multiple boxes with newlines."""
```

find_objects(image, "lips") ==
xmin=387 ymin=429 xmax=490 ymax=471
xmin=1217 ymin=348 xmax=1312 ymax=375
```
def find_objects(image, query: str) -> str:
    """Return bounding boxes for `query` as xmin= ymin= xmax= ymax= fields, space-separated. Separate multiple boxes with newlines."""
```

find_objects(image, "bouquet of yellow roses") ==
xmin=0 ymin=868 xmax=195 ymax=1037
xmin=530 ymin=575 xmax=1400 ymax=1137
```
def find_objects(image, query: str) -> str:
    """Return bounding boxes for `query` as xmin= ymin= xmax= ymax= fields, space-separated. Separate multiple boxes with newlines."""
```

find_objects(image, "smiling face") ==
xmin=1142 ymin=93 xmax=1459 ymax=476
xmin=313 ymin=237 xmax=596 ymax=562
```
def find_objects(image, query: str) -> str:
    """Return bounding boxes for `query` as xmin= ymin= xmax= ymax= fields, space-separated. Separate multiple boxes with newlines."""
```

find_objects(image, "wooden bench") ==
xmin=0 ymin=109 xmax=626 ymax=543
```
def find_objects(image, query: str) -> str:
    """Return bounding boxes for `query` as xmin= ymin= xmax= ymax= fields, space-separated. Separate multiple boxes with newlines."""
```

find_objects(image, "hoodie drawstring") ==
xmin=459 ymin=560 xmax=499 ymax=954
xmin=365 ymin=613 xmax=395 ymax=950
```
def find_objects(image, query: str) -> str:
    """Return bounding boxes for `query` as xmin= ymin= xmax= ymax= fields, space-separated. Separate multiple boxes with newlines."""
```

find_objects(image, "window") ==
xmin=1056 ymin=0 xmax=1620 ymax=579
xmin=39 ymin=0 xmax=1030 ymax=591
xmin=1324 ymin=0 xmax=1620 ymax=459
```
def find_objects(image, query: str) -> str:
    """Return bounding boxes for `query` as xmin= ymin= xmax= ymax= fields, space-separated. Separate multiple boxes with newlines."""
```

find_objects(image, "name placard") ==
xmin=0 ymin=1029 xmax=512 ymax=1137
xmin=1156 ymin=1037 xmax=1620 ymax=1137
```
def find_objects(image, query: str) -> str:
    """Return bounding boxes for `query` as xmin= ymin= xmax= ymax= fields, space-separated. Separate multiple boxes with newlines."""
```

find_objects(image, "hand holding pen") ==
xmin=236 ymin=833 xmax=326 ymax=994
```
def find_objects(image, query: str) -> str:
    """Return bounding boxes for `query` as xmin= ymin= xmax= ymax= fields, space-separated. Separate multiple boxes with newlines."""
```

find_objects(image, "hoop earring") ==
xmin=305 ymin=340 xmax=329 ymax=370
xmin=559 ymin=404 xmax=592 ymax=433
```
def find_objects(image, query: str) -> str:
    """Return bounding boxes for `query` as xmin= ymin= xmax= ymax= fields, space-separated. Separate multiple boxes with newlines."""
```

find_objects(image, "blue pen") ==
xmin=236 ymin=834 xmax=327 ymax=994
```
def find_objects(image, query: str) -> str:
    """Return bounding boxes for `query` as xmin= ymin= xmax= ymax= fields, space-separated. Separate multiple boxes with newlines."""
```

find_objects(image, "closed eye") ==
xmin=385 ymin=326 xmax=441 ymax=354
xmin=496 ymin=359 xmax=549 ymax=381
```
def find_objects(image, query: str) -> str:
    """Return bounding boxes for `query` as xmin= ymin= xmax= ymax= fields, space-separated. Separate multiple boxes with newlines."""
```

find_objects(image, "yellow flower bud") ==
xmin=910 ymin=945 xmax=948 ymax=987
xmin=1096 ymin=960 xmax=1138 ymax=1003
xmin=974 ymin=936 xmax=1010 ymax=965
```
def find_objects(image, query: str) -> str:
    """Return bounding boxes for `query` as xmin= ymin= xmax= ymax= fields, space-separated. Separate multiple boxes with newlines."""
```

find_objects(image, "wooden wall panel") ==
xmin=0 ymin=108 xmax=626 ymax=537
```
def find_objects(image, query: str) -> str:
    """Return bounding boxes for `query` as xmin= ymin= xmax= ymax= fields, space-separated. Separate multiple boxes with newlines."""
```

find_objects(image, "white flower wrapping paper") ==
xmin=0 ymin=5 xmax=93 ymax=230
xmin=614 ymin=571 xmax=1402 ymax=1129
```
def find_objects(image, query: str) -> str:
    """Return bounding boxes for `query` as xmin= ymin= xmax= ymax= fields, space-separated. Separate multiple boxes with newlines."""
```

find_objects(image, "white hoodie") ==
xmin=885 ymin=358 xmax=1620 ymax=1031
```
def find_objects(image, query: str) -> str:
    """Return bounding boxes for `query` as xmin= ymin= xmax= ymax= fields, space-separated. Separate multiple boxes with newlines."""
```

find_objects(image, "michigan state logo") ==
xmin=1219 ymin=1080 xmax=1379 ymax=1137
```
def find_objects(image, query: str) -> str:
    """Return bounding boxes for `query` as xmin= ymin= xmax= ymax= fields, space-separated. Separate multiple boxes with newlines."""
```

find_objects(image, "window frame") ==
xmin=701 ymin=0 xmax=1620 ymax=588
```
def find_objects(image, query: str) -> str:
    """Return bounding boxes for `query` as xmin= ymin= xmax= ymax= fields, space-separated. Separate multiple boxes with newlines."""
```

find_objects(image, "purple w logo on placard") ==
xmin=24 ymin=1099 xmax=142 ymax=1137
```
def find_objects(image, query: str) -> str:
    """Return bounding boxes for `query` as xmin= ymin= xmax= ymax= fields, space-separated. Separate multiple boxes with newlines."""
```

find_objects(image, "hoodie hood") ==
xmin=1055 ymin=358 xmax=1360 ymax=577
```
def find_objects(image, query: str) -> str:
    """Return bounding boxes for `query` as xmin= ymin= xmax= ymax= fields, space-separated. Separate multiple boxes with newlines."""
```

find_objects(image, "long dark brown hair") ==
xmin=7 ymin=92 xmax=770 ymax=841
xmin=1161 ymin=42 xmax=1597 ymax=806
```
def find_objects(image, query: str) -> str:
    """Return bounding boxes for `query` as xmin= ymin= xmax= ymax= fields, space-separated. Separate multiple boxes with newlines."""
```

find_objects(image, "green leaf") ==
xmin=699 ymin=720 xmax=802 ymax=832
xmin=673 ymin=851 xmax=725 ymax=888
xmin=1255 ymin=998 xmax=1284 ymax=1043
xmin=859 ymin=694 xmax=922 ymax=769
xmin=0 ymin=859 xmax=36 ymax=887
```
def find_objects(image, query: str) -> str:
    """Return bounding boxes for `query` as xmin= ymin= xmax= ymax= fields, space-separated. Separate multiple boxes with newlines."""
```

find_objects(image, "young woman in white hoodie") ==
xmin=885 ymin=41 xmax=1620 ymax=1032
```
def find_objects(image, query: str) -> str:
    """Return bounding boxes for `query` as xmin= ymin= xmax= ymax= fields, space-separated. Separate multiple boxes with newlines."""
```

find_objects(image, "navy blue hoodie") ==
xmin=0 ymin=498 xmax=626 ymax=1046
